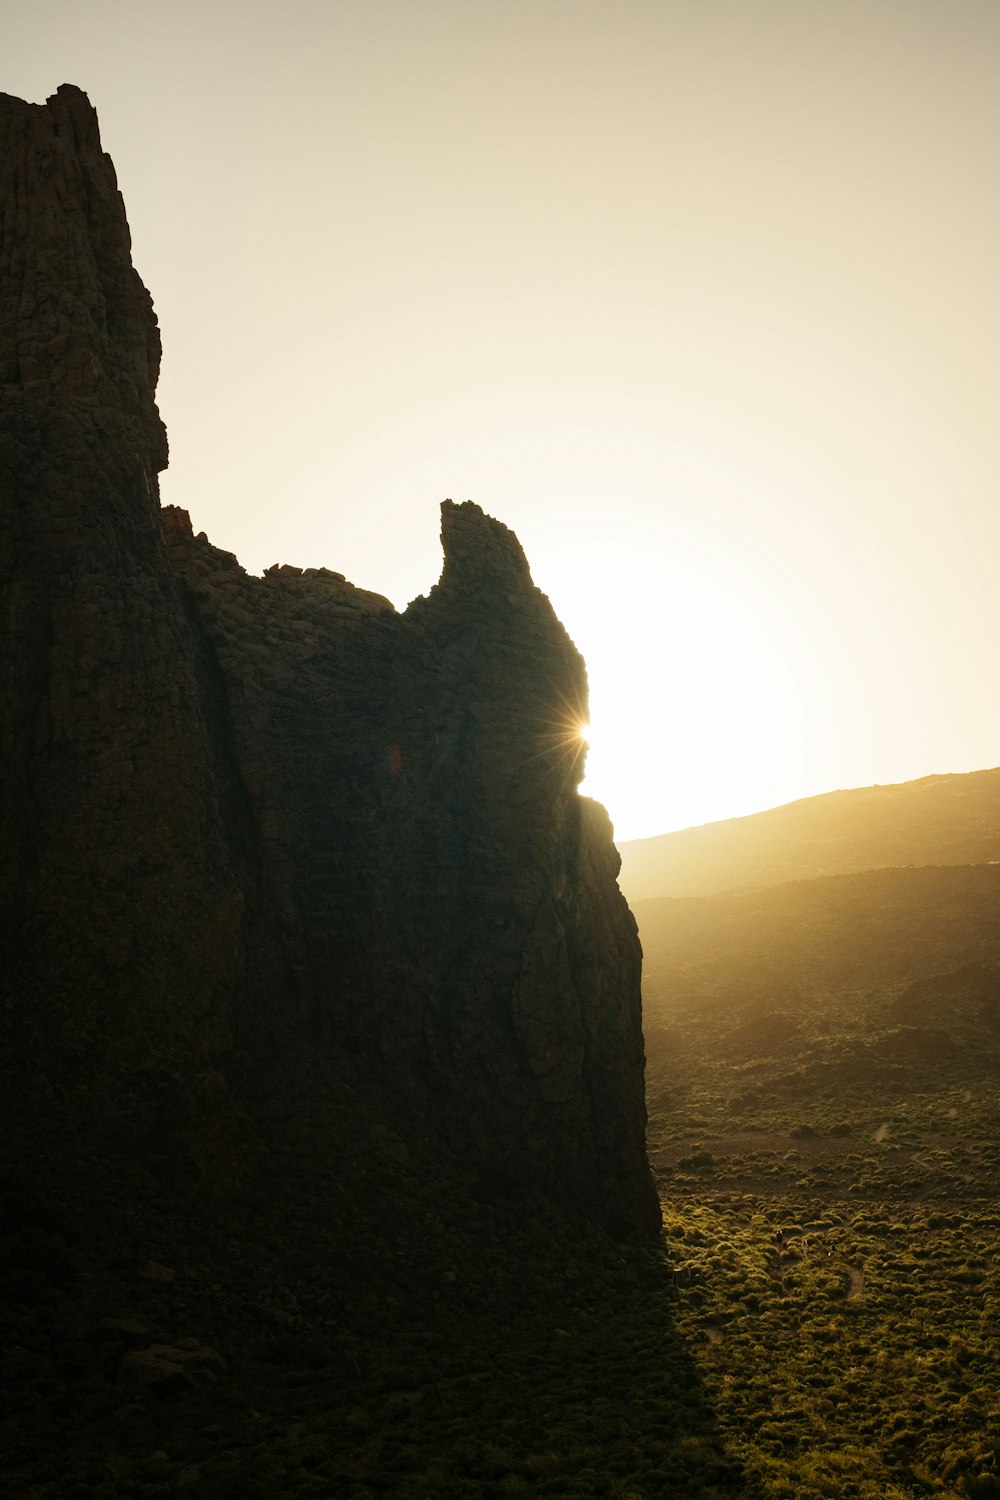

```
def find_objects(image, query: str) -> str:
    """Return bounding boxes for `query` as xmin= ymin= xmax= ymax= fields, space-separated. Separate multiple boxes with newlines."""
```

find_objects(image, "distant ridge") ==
xmin=618 ymin=767 xmax=1000 ymax=902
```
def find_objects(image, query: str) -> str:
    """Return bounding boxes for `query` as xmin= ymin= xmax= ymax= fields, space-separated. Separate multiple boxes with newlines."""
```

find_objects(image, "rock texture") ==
xmin=0 ymin=86 xmax=658 ymax=1241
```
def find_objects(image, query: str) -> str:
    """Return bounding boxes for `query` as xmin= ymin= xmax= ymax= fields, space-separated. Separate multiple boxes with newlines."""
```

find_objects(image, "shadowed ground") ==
xmin=1 ymin=1085 xmax=744 ymax=1499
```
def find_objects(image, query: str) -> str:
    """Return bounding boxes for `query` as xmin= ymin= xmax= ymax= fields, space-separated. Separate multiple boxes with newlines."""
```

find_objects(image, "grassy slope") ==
xmin=638 ymin=863 xmax=1000 ymax=1499
xmin=618 ymin=767 xmax=1000 ymax=902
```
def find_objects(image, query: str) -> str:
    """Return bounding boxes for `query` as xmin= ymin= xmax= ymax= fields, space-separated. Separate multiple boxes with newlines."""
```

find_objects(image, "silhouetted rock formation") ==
xmin=0 ymin=86 xmax=657 ymax=1241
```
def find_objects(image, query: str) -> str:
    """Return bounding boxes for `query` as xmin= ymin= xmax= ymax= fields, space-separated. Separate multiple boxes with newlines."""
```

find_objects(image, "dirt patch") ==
xmin=845 ymin=1264 xmax=865 ymax=1300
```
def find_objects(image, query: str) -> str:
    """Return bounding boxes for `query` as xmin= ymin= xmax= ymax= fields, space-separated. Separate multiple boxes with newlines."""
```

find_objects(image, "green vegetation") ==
xmin=641 ymin=861 xmax=1000 ymax=1497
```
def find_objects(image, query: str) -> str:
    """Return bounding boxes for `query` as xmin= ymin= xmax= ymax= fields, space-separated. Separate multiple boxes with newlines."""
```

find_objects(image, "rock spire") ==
xmin=1 ymin=86 xmax=659 ymax=1241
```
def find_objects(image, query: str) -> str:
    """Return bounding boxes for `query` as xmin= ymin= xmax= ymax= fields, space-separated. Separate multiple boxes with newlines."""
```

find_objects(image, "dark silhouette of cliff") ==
xmin=0 ymin=85 xmax=658 ymax=1243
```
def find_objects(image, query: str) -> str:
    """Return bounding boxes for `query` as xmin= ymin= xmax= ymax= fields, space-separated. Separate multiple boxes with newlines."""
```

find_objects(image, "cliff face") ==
xmin=0 ymin=85 xmax=249 ymax=1148
xmin=0 ymin=86 xmax=658 ymax=1241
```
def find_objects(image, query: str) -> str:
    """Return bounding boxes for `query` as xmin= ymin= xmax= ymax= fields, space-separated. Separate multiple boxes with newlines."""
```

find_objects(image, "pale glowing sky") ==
xmin=10 ymin=1 xmax=1000 ymax=839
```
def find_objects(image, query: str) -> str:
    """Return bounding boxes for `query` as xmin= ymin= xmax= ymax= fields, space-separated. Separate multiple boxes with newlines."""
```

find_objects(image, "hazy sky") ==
xmin=9 ymin=1 xmax=1000 ymax=839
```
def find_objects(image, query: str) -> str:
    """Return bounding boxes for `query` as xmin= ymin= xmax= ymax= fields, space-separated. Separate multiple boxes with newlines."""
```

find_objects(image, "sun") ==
xmin=538 ymin=550 xmax=799 ymax=842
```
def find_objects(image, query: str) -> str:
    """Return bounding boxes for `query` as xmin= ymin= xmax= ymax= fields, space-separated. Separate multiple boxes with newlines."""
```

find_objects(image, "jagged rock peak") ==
xmin=0 ymin=84 xmax=167 ymax=481
xmin=1 ymin=86 xmax=659 ymax=1245
xmin=438 ymin=497 xmax=535 ymax=593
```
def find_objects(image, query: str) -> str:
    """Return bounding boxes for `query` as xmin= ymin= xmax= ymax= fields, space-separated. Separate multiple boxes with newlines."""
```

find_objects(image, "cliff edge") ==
xmin=0 ymin=85 xmax=658 ymax=1242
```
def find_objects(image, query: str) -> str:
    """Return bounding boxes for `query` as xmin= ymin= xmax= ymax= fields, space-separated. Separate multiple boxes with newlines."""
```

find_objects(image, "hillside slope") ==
xmin=618 ymin=768 xmax=1000 ymax=901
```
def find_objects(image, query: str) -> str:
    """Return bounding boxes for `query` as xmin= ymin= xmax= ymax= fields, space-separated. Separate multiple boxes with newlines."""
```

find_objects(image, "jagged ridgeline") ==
xmin=0 ymin=86 xmax=658 ymax=1242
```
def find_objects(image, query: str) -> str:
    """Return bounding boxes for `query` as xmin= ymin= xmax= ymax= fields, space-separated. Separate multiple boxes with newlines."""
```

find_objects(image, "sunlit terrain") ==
xmin=638 ymin=860 xmax=1000 ymax=1498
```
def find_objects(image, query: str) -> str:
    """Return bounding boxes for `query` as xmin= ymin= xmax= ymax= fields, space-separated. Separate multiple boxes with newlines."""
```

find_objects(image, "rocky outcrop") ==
xmin=0 ymin=85 xmax=249 ymax=1132
xmin=0 ymin=86 xmax=658 ymax=1241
